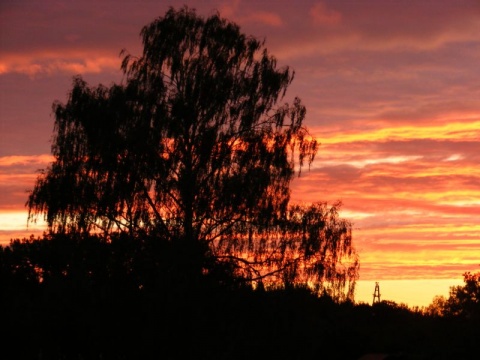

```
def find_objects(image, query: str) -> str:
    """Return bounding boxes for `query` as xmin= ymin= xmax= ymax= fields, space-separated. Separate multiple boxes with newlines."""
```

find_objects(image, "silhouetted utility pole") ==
xmin=372 ymin=282 xmax=381 ymax=304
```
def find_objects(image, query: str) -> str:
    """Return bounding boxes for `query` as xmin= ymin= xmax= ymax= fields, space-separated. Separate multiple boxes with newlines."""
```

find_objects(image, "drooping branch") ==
xmin=27 ymin=7 xmax=357 ymax=299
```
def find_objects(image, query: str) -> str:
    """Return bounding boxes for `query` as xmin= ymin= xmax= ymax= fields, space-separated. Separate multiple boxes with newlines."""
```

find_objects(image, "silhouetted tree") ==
xmin=425 ymin=271 xmax=480 ymax=321
xmin=444 ymin=271 xmax=480 ymax=319
xmin=27 ymin=6 xmax=357 ymax=296
xmin=425 ymin=295 xmax=448 ymax=317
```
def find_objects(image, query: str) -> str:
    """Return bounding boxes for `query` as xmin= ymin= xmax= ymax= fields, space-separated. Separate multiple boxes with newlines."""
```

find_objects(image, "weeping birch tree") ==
xmin=28 ymin=7 xmax=358 ymax=299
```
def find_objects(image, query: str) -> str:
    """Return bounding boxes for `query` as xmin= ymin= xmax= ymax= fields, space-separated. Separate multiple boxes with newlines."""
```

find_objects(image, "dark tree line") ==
xmin=1 ymin=237 xmax=478 ymax=359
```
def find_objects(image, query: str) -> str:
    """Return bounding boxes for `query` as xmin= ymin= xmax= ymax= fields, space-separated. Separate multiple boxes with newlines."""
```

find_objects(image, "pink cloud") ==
xmin=218 ymin=0 xmax=282 ymax=27
xmin=246 ymin=11 xmax=283 ymax=27
xmin=218 ymin=0 xmax=240 ymax=19
xmin=310 ymin=2 xmax=342 ymax=25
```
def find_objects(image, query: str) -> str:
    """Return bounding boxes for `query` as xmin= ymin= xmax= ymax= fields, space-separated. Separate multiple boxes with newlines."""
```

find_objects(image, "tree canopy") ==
xmin=27 ymin=7 xmax=358 ymax=298
xmin=427 ymin=271 xmax=480 ymax=319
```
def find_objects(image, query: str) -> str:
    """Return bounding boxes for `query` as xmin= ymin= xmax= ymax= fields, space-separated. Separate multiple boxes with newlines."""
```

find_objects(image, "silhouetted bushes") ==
xmin=1 ymin=235 xmax=478 ymax=359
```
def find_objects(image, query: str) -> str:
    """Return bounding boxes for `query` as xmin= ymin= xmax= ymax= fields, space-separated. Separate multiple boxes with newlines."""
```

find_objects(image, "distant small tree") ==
xmin=425 ymin=295 xmax=448 ymax=317
xmin=444 ymin=271 xmax=480 ymax=318
xmin=426 ymin=271 xmax=480 ymax=319
xmin=27 ymin=6 xmax=358 ymax=297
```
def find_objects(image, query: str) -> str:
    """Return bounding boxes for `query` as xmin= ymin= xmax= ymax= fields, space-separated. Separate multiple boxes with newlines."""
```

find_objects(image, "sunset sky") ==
xmin=1 ymin=0 xmax=479 ymax=307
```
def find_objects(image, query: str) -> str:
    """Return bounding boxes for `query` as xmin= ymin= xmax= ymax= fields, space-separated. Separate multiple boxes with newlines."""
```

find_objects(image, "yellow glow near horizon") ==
xmin=315 ymin=120 xmax=480 ymax=144
xmin=0 ymin=211 xmax=47 ymax=245
xmin=355 ymin=278 xmax=465 ymax=307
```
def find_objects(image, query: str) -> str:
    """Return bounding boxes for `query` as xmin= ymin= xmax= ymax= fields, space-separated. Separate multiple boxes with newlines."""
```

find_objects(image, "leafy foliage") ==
xmin=27 ymin=7 xmax=357 ymax=296
xmin=217 ymin=201 xmax=358 ymax=300
xmin=426 ymin=271 xmax=480 ymax=320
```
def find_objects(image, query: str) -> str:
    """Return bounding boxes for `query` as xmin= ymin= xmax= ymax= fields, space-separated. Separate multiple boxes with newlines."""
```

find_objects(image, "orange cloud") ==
xmin=0 ymin=154 xmax=53 ymax=167
xmin=0 ymin=52 xmax=120 ymax=76
xmin=289 ymin=110 xmax=480 ymax=284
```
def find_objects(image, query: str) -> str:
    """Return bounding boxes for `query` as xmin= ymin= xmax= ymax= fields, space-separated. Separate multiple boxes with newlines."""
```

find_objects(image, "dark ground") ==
xmin=1 ymin=236 xmax=478 ymax=359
